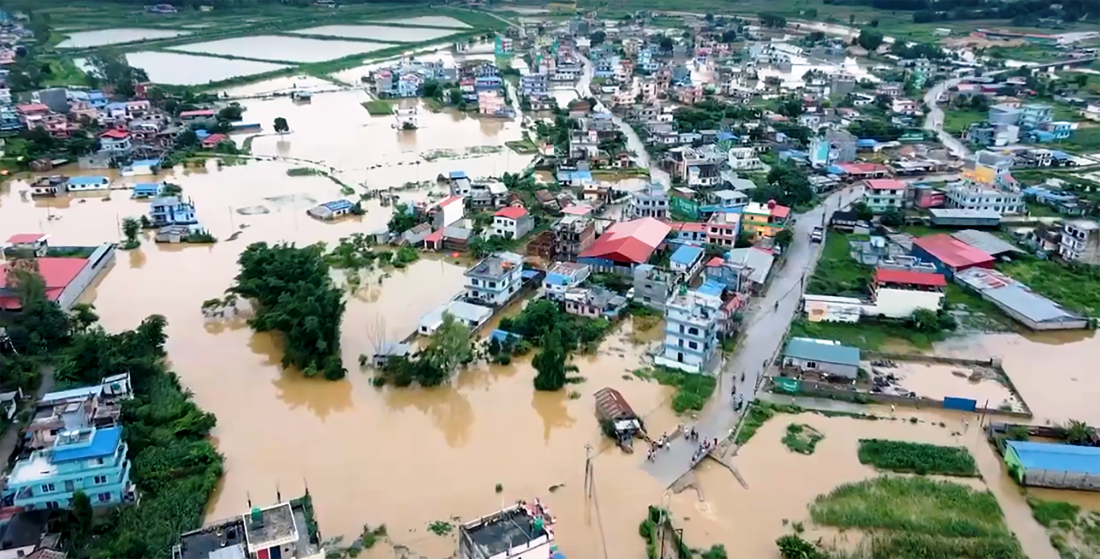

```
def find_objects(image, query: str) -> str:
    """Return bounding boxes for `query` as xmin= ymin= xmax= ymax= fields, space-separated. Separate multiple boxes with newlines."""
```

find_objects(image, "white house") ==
xmin=433 ymin=195 xmax=465 ymax=229
xmin=492 ymin=206 xmax=534 ymax=239
xmin=65 ymin=175 xmax=111 ymax=191
xmin=464 ymin=252 xmax=524 ymax=307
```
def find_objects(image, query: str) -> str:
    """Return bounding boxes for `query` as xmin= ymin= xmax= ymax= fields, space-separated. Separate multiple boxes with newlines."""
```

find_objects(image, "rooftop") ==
xmin=320 ymin=199 xmax=354 ymax=212
xmin=784 ymin=337 xmax=861 ymax=367
xmin=6 ymin=233 xmax=48 ymax=244
xmin=912 ymin=234 xmax=995 ymax=268
xmin=495 ymin=206 xmax=528 ymax=220
xmin=0 ymin=257 xmax=86 ymax=309
xmin=461 ymin=504 xmax=552 ymax=559
xmin=1007 ymin=440 xmax=1100 ymax=475
xmin=579 ymin=217 xmax=671 ymax=265
xmin=52 ymin=425 xmax=122 ymax=462
xmin=866 ymin=178 xmax=907 ymax=190
xmin=950 ymin=229 xmax=1022 ymax=257
xmin=67 ymin=175 xmax=109 ymax=186
xmin=99 ymin=129 xmax=129 ymax=139
xmin=670 ymin=244 xmax=704 ymax=266
xmin=243 ymin=502 xmax=298 ymax=550
xmin=874 ymin=268 xmax=946 ymax=288
xmin=467 ymin=252 xmax=523 ymax=278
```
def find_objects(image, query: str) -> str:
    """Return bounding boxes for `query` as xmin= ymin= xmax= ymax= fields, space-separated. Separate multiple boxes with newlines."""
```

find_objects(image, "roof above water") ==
xmin=1007 ymin=440 xmax=1100 ymax=475
xmin=784 ymin=337 xmax=861 ymax=367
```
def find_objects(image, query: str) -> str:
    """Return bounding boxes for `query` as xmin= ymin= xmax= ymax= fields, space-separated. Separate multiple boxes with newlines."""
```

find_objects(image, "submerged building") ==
xmin=172 ymin=497 xmax=325 ymax=559
xmin=458 ymin=499 xmax=562 ymax=559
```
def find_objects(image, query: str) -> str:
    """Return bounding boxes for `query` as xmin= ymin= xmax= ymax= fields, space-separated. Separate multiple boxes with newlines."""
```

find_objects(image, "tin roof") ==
xmin=1007 ymin=440 xmax=1100 ymax=475
xmin=784 ymin=337 xmax=861 ymax=366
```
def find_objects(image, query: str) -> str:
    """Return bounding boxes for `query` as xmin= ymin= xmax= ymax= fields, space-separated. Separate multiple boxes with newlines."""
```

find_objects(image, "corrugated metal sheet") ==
xmin=1008 ymin=441 xmax=1100 ymax=475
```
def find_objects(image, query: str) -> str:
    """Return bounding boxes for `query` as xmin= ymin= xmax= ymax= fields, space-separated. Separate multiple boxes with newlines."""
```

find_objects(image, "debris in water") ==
xmin=547 ymin=484 xmax=564 ymax=493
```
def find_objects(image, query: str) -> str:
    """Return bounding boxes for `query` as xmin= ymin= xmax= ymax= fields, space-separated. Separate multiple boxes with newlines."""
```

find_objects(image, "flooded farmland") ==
xmin=291 ymin=25 xmax=460 ymax=43
xmin=78 ymin=51 xmax=291 ymax=85
xmin=379 ymin=15 xmax=472 ymax=28
xmin=56 ymin=27 xmax=190 ymax=48
xmin=169 ymin=35 xmax=392 ymax=63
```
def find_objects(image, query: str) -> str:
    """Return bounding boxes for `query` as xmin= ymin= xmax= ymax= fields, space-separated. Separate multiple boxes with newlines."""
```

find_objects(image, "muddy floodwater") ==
xmin=169 ymin=35 xmax=392 ymax=63
xmin=291 ymin=25 xmax=460 ymax=43
xmin=379 ymin=15 xmax=472 ymax=28
xmin=57 ymin=27 xmax=190 ymax=48
xmin=77 ymin=51 xmax=292 ymax=85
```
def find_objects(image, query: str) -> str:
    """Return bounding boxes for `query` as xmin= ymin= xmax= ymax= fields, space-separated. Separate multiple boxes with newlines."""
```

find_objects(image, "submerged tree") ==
xmin=274 ymin=117 xmax=290 ymax=133
xmin=533 ymin=327 xmax=574 ymax=391
xmin=1060 ymin=420 xmax=1095 ymax=446
xmin=122 ymin=217 xmax=141 ymax=249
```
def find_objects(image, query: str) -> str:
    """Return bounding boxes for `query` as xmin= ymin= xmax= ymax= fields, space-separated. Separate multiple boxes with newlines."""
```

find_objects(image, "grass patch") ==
xmin=810 ymin=476 xmax=1025 ymax=559
xmin=806 ymin=232 xmax=871 ymax=298
xmin=1027 ymin=497 xmax=1100 ymax=559
xmin=789 ymin=318 xmax=941 ymax=350
xmin=857 ymin=439 xmax=978 ymax=476
xmin=286 ymin=166 xmax=322 ymax=177
xmin=944 ymin=284 xmax=1014 ymax=331
xmin=781 ymin=423 xmax=824 ymax=455
xmin=999 ymin=259 xmax=1100 ymax=316
xmin=735 ymin=401 xmax=805 ymax=445
xmin=505 ymin=138 xmax=539 ymax=154
xmin=634 ymin=367 xmax=716 ymax=414
xmin=362 ymin=100 xmax=395 ymax=116
xmin=942 ymin=109 xmax=987 ymax=135
xmin=1026 ymin=202 xmax=1063 ymax=218
xmin=1046 ymin=127 xmax=1100 ymax=155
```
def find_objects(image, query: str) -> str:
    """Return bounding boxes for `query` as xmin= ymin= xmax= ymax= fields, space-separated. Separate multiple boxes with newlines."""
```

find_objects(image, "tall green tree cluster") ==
xmin=497 ymin=299 xmax=610 ymax=391
xmin=378 ymin=313 xmax=473 ymax=387
xmin=229 ymin=242 xmax=347 ymax=380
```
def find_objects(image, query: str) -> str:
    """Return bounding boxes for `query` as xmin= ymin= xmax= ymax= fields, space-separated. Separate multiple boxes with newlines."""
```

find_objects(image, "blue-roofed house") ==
xmin=542 ymin=261 xmax=590 ymax=300
xmin=557 ymin=169 xmax=593 ymax=187
xmin=3 ymin=425 xmax=134 ymax=510
xmin=1004 ymin=440 xmax=1100 ymax=491
xmin=696 ymin=279 xmax=724 ymax=299
xmin=121 ymin=158 xmax=160 ymax=177
xmin=307 ymin=199 xmax=355 ymax=220
xmin=65 ymin=175 xmax=111 ymax=192
xmin=669 ymin=244 xmax=704 ymax=279
xmin=782 ymin=337 xmax=861 ymax=379
xmin=150 ymin=196 xmax=198 ymax=227
xmin=131 ymin=182 xmax=161 ymax=199
xmin=87 ymin=90 xmax=108 ymax=109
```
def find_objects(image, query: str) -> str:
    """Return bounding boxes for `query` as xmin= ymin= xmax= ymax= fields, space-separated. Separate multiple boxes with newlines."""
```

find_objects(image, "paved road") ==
xmin=641 ymin=186 xmax=865 ymax=487
xmin=922 ymin=78 xmax=970 ymax=159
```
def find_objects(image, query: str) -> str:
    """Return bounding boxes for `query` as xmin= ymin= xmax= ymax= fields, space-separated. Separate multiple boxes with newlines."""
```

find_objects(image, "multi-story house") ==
xmin=706 ymin=210 xmax=741 ymax=247
xmin=863 ymin=178 xmax=909 ymax=213
xmin=553 ymin=213 xmax=596 ymax=261
xmin=656 ymin=290 xmax=720 ymax=374
xmin=98 ymin=129 xmax=132 ymax=154
xmin=1059 ymin=219 xmax=1100 ymax=265
xmin=521 ymin=72 xmax=548 ymax=98
xmin=397 ymin=74 xmax=421 ymax=98
xmin=626 ymin=183 xmax=669 ymax=220
xmin=945 ymin=150 xmax=1022 ymax=215
xmin=727 ymin=146 xmax=765 ymax=171
xmin=173 ymin=499 xmax=325 ymax=559
xmin=988 ymin=103 xmax=1020 ymax=126
xmin=464 ymin=251 xmax=523 ymax=307
xmin=964 ymin=122 xmax=1019 ymax=147
xmin=492 ymin=206 xmax=533 ymax=239
xmin=542 ymin=262 xmax=590 ymax=300
xmin=741 ymin=200 xmax=791 ymax=239
xmin=632 ymin=264 xmax=675 ymax=312
xmin=3 ymin=424 xmax=134 ymax=510
xmin=150 ymin=196 xmax=199 ymax=227
xmin=1019 ymin=103 xmax=1053 ymax=130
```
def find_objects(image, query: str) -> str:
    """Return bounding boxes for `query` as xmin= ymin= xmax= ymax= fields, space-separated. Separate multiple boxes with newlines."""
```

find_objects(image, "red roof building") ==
xmin=200 ymin=133 xmax=230 ymax=148
xmin=837 ymin=162 xmax=890 ymax=179
xmin=98 ymin=129 xmax=130 ymax=140
xmin=179 ymin=109 xmax=216 ymax=119
xmin=494 ymin=206 xmax=528 ymax=220
xmin=16 ymin=103 xmax=49 ymax=114
xmin=578 ymin=217 xmax=671 ymax=266
xmin=6 ymin=233 xmax=48 ymax=245
xmin=865 ymin=178 xmax=907 ymax=191
xmin=0 ymin=257 xmax=86 ymax=309
xmin=874 ymin=268 xmax=947 ymax=288
xmin=912 ymin=234 xmax=995 ymax=274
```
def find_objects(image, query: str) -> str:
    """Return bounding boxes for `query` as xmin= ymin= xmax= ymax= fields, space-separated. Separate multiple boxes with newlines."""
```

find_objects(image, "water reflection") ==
xmin=271 ymin=369 xmax=355 ymax=421
xmin=531 ymin=389 xmax=577 ymax=443
xmin=384 ymin=385 xmax=475 ymax=448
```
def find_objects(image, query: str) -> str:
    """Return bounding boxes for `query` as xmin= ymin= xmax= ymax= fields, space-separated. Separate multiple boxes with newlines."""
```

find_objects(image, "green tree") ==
xmin=589 ymin=30 xmax=606 ymax=46
xmin=880 ymin=207 xmax=904 ymax=227
xmin=217 ymin=105 xmax=243 ymax=121
xmin=1059 ymin=419 xmax=1095 ymax=446
xmin=774 ymin=229 xmax=794 ymax=249
xmin=122 ymin=217 xmax=141 ymax=248
xmin=858 ymin=29 xmax=884 ymax=51
xmin=853 ymin=201 xmax=874 ymax=222
xmin=1073 ymin=74 xmax=1089 ymax=88
xmin=423 ymin=79 xmax=443 ymax=99
xmin=274 ymin=117 xmax=289 ymax=133
xmin=424 ymin=312 xmax=473 ymax=377
xmin=66 ymin=491 xmax=94 ymax=552
xmin=387 ymin=203 xmax=420 ymax=233
xmin=533 ymin=327 xmax=574 ymax=391
xmin=0 ymin=268 xmax=72 ymax=354
xmin=776 ymin=534 xmax=826 ymax=559
xmin=175 ymin=129 xmax=199 ymax=148
xmin=69 ymin=303 xmax=99 ymax=333
xmin=757 ymin=12 xmax=787 ymax=27
xmin=86 ymin=53 xmax=148 ymax=97
xmin=908 ymin=308 xmax=941 ymax=333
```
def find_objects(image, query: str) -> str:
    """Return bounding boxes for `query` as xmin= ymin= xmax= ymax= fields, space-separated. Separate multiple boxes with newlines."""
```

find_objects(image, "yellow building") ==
xmin=741 ymin=200 xmax=791 ymax=239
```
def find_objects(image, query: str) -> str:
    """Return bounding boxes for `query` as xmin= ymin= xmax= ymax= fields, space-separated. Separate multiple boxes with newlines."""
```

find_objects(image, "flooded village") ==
xmin=0 ymin=2 xmax=1099 ymax=559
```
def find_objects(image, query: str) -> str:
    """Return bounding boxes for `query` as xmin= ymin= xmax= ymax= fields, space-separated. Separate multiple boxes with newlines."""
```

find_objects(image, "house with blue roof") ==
xmin=65 ymin=175 xmax=111 ymax=192
xmin=131 ymin=182 xmax=161 ymax=199
xmin=150 ymin=196 xmax=198 ymax=228
xmin=3 ymin=425 xmax=134 ymax=510
xmin=307 ymin=199 xmax=355 ymax=220
xmin=122 ymin=158 xmax=161 ymax=177
xmin=542 ymin=262 xmax=590 ymax=300
xmin=1004 ymin=440 xmax=1100 ymax=491
xmin=669 ymin=244 xmax=704 ymax=278
xmin=782 ymin=337 xmax=861 ymax=379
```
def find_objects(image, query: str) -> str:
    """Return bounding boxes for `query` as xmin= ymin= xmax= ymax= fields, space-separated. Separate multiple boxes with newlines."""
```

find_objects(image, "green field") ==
xmin=943 ymin=109 xmax=986 ymax=135
xmin=361 ymin=100 xmax=396 ymax=116
xmin=1000 ymin=259 xmax=1100 ymax=316
xmin=857 ymin=439 xmax=978 ymax=476
xmin=805 ymin=233 xmax=871 ymax=298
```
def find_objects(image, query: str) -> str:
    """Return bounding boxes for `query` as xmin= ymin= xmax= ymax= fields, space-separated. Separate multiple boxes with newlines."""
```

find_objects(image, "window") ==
xmin=688 ymin=327 xmax=699 ymax=335
xmin=97 ymin=493 xmax=112 ymax=503
xmin=688 ymin=341 xmax=698 ymax=350
xmin=45 ymin=502 xmax=59 ymax=510
xmin=471 ymin=278 xmax=479 ymax=286
xmin=805 ymin=361 xmax=818 ymax=369
xmin=94 ymin=475 xmax=108 ymax=485
xmin=489 ymin=281 xmax=497 ymax=288
xmin=41 ymin=483 xmax=55 ymax=493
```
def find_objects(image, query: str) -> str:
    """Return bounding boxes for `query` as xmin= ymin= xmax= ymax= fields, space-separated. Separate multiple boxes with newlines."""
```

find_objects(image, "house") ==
xmin=120 ymin=158 xmax=160 ymax=177
xmin=579 ymin=217 xmax=670 ymax=274
xmin=172 ymin=499 xmax=326 ymax=559
xmin=458 ymin=501 xmax=557 ymax=559
xmin=418 ymin=299 xmax=493 ymax=335
xmin=307 ymin=199 xmax=355 ymax=220
xmin=149 ymin=196 xmax=198 ymax=228
xmin=464 ymin=252 xmax=524 ymax=307
xmin=23 ymin=375 xmax=132 ymax=452
xmin=3 ymin=425 xmax=134 ymax=510
xmin=626 ymin=183 xmax=669 ymax=220
xmin=834 ymin=162 xmax=890 ymax=181
xmin=543 ymin=262 xmax=590 ymax=300
xmin=1003 ymin=441 xmax=1100 ymax=492
xmin=0 ymin=511 xmax=52 ymax=559
xmin=549 ymin=214 xmax=596 ymax=262
xmin=950 ymin=229 xmax=1023 ymax=259
xmin=871 ymin=268 xmax=946 ymax=318
xmin=945 ymin=182 xmax=1022 ymax=216
xmin=706 ymin=210 xmax=741 ymax=247
xmin=492 ymin=206 xmax=533 ymax=239
xmin=724 ymin=247 xmax=775 ymax=292
xmin=955 ymin=268 xmax=1087 ymax=330
xmin=740 ymin=200 xmax=790 ymax=239
xmin=964 ymin=122 xmax=1019 ymax=147
xmin=830 ymin=210 xmax=859 ymax=232
xmin=782 ymin=337 xmax=861 ymax=379
xmin=442 ymin=226 xmax=473 ymax=252
xmin=911 ymin=234 xmax=994 ymax=277
xmin=65 ymin=176 xmax=111 ymax=192
xmin=669 ymin=244 xmax=704 ymax=279
xmin=655 ymin=290 xmax=720 ymax=374
xmin=863 ymin=179 xmax=908 ymax=213
xmin=432 ymin=195 xmax=465 ymax=229
xmin=669 ymin=222 xmax=708 ymax=245
xmin=28 ymin=176 xmax=67 ymax=196
xmin=563 ymin=286 xmax=628 ymax=319
xmin=928 ymin=208 xmax=1001 ymax=228
xmin=131 ymin=182 xmax=161 ymax=199
xmin=178 ymin=109 xmax=215 ymax=121
xmin=98 ymin=129 xmax=132 ymax=154
xmin=1059 ymin=220 xmax=1100 ymax=265
xmin=632 ymin=264 xmax=675 ymax=312
xmin=0 ymin=243 xmax=115 ymax=311
xmin=200 ymin=133 xmax=231 ymax=149
xmin=402 ymin=223 xmax=432 ymax=247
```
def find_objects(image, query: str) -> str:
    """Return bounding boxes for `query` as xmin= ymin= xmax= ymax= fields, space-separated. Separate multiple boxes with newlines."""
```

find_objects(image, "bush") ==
xmin=776 ymin=534 xmax=827 ymax=559
xmin=858 ymin=439 xmax=977 ymax=476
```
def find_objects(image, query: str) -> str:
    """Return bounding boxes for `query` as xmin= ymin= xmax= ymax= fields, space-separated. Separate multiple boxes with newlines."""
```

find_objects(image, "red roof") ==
xmin=0 ymin=257 xmax=86 ymax=309
xmin=494 ymin=206 xmax=528 ymax=219
xmin=16 ymin=103 xmax=49 ymax=113
xmin=912 ymin=234 xmax=994 ymax=269
xmin=706 ymin=256 xmax=724 ymax=267
xmin=770 ymin=204 xmax=791 ymax=219
xmin=6 ymin=233 xmax=47 ymax=244
xmin=561 ymin=204 xmax=593 ymax=216
xmin=875 ymin=268 xmax=947 ymax=288
xmin=437 ymin=195 xmax=463 ymax=208
xmin=179 ymin=109 xmax=216 ymax=118
xmin=99 ymin=129 xmax=130 ymax=139
xmin=671 ymin=221 xmax=707 ymax=233
xmin=866 ymin=178 xmax=907 ymax=190
xmin=201 ymin=133 xmax=229 ymax=146
xmin=424 ymin=229 xmax=444 ymax=244
xmin=838 ymin=163 xmax=889 ymax=175
xmin=579 ymin=217 xmax=671 ymax=265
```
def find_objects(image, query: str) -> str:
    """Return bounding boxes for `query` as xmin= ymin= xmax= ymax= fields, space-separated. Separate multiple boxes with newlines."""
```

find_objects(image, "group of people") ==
xmin=692 ymin=437 xmax=719 ymax=463
xmin=645 ymin=433 xmax=671 ymax=461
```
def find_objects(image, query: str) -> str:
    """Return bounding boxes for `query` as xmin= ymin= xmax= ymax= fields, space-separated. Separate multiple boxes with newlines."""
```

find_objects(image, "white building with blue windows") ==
xmin=464 ymin=251 xmax=524 ymax=307
xmin=655 ymin=289 xmax=721 ymax=374
xmin=3 ymin=425 xmax=134 ymax=510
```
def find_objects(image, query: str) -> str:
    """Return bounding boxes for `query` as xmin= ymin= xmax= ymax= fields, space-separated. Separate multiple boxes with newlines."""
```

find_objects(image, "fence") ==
xmin=768 ymin=377 xmax=1033 ymax=419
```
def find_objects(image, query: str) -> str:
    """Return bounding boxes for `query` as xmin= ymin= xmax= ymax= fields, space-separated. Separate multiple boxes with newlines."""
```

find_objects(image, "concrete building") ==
xmin=563 ymin=286 xmax=628 ymax=319
xmin=632 ymin=264 xmax=675 ymax=312
xmin=432 ymin=195 xmax=465 ymax=229
xmin=912 ymin=234 xmax=995 ymax=278
xmin=964 ymin=122 xmax=1019 ymax=147
xmin=782 ymin=337 xmax=861 ymax=379
xmin=578 ymin=218 xmax=670 ymax=275
xmin=741 ymin=200 xmax=790 ymax=239
xmin=172 ymin=499 xmax=325 ymax=559
xmin=871 ymin=268 xmax=946 ymax=318
xmin=492 ymin=206 xmax=533 ymax=240
xmin=150 ymin=196 xmax=198 ymax=227
xmin=863 ymin=179 xmax=908 ymax=213
xmin=626 ymin=183 xmax=669 ymax=220
xmin=955 ymin=268 xmax=1088 ymax=330
xmin=464 ymin=252 xmax=524 ymax=307
xmin=669 ymin=244 xmax=704 ymax=279
xmin=0 ymin=240 xmax=116 ymax=311
xmin=656 ymin=290 xmax=720 ymax=374
xmin=458 ymin=500 xmax=558 ymax=559
xmin=552 ymin=214 xmax=596 ymax=262
xmin=1019 ymin=103 xmax=1053 ymax=130
xmin=542 ymin=262 xmax=590 ymax=301
xmin=3 ymin=425 xmax=134 ymax=510
xmin=944 ymin=181 xmax=1023 ymax=215
xmin=727 ymin=146 xmax=765 ymax=171
xmin=1059 ymin=219 xmax=1100 ymax=265
xmin=706 ymin=209 xmax=741 ymax=247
